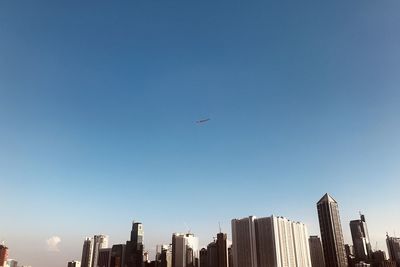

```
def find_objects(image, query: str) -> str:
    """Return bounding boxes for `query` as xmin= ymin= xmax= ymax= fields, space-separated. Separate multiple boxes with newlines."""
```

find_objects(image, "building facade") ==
xmin=231 ymin=216 xmax=257 ymax=267
xmin=92 ymin=235 xmax=109 ymax=267
xmin=172 ymin=233 xmax=199 ymax=267
xmin=350 ymin=214 xmax=372 ymax=262
xmin=309 ymin=236 xmax=325 ymax=267
xmin=81 ymin=238 xmax=94 ymax=267
xmin=386 ymin=234 xmax=400 ymax=266
xmin=317 ymin=193 xmax=348 ymax=267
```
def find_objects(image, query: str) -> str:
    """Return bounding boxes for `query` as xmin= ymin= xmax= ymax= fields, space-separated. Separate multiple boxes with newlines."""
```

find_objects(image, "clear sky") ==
xmin=1 ymin=1 xmax=400 ymax=267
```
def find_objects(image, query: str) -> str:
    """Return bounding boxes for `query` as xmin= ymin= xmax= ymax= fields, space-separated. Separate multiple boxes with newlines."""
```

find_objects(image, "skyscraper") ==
xmin=350 ymin=214 xmax=372 ymax=262
xmin=82 ymin=238 xmax=94 ymax=267
xmin=0 ymin=245 xmax=8 ymax=267
xmin=126 ymin=221 xmax=144 ymax=267
xmin=231 ymin=216 xmax=257 ymax=267
xmin=172 ymin=233 xmax=199 ymax=267
xmin=317 ymin=193 xmax=348 ymax=267
xmin=386 ymin=234 xmax=400 ymax=266
xmin=92 ymin=235 xmax=109 ymax=267
xmin=254 ymin=216 xmax=311 ymax=267
xmin=309 ymin=236 xmax=325 ymax=267
xmin=207 ymin=242 xmax=218 ymax=267
xmin=216 ymin=233 xmax=228 ymax=267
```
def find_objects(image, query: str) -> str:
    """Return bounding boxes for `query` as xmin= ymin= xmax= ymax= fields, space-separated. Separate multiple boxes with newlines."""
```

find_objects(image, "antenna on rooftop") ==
xmin=219 ymin=222 xmax=222 ymax=233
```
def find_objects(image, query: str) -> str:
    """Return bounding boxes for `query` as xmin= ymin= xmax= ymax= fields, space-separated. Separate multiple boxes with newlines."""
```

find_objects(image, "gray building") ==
xmin=126 ymin=221 xmax=144 ymax=267
xmin=231 ymin=216 xmax=257 ymax=267
xmin=317 ymin=193 xmax=348 ymax=267
xmin=309 ymin=236 xmax=325 ymax=267
xmin=350 ymin=214 xmax=372 ymax=261
xmin=386 ymin=234 xmax=400 ymax=266
xmin=92 ymin=235 xmax=109 ymax=267
xmin=82 ymin=238 xmax=94 ymax=267
xmin=172 ymin=233 xmax=199 ymax=267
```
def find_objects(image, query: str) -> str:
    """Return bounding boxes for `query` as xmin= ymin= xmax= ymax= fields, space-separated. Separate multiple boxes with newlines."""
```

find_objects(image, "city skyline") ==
xmin=2 ymin=194 xmax=399 ymax=267
xmin=1 ymin=0 xmax=400 ymax=267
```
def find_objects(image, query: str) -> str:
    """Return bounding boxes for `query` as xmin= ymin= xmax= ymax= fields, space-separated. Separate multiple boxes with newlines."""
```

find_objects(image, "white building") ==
xmin=232 ymin=215 xmax=312 ymax=267
xmin=92 ymin=235 xmax=109 ymax=267
xmin=172 ymin=233 xmax=199 ymax=267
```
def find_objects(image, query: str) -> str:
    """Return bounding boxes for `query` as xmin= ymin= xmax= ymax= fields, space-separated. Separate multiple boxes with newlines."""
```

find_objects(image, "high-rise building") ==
xmin=200 ymin=249 xmax=207 ymax=267
xmin=98 ymin=248 xmax=111 ymax=267
xmin=82 ymin=238 xmax=94 ymax=267
xmin=126 ymin=221 xmax=144 ymax=267
xmin=317 ymin=193 xmax=348 ymax=267
xmin=350 ymin=214 xmax=372 ymax=261
xmin=207 ymin=242 xmax=218 ymax=267
xmin=204 ymin=232 xmax=229 ymax=267
xmin=110 ymin=244 xmax=126 ymax=267
xmin=232 ymin=215 xmax=311 ymax=267
xmin=254 ymin=216 xmax=311 ymax=267
xmin=0 ymin=245 xmax=8 ymax=267
xmin=231 ymin=216 xmax=257 ymax=267
xmin=158 ymin=245 xmax=172 ymax=267
xmin=309 ymin=236 xmax=325 ymax=267
xmin=68 ymin=261 xmax=81 ymax=267
xmin=172 ymin=233 xmax=199 ymax=267
xmin=386 ymin=234 xmax=400 ymax=266
xmin=92 ymin=235 xmax=109 ymax=267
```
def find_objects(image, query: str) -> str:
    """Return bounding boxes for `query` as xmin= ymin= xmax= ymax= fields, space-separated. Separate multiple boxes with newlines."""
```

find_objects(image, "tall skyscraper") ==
xmin=309 ymin=236 xmax=325 ymax=267
xmin=0 ymin=245 xmax=8 ymax=267
xmin=126 ymin=221 xmax=144 ymax=267
xmin=216 ymin=233 xmax=228 ymax=267
xmin=92 ymin=235 xmax=109 ymax=267
xmin=386 ymin=234 xmax=400 ymax=266
xmin=172 ymin=233 xmax=199 ymax=267
xmin=231 ymin=216 xmax=257 ymax=267
xmin=207 ymin=242 xmax=218 ymax=267
xmin=68 ymin=261 xmax=82 ymax=267
xmin=317 ymin=193 xmax=348 ymax=267
xmin=350 ymin=214 xmax=372 ymax=262
xmin=81 ymin=238 xmax=94 ymax=267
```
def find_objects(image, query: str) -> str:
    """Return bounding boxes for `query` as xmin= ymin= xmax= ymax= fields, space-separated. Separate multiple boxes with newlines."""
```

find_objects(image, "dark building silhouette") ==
xmin=110 ymin=244 xmax=126 ymax=267
xmin=216 ymin=233 xmax=228 ymax=267
xmin=350 ymin=214 xmax=372 ymax=262
xmin=204 ymin=233 xmax=228 ymax=267
xmin=126 ymin=222 xmax=144 ymax=267
xmin=98 ymin=248 xmax=111 ymax=267
xmin=200 ymin=249 xmax=207 ymax=267
xmin=207 ymin=242 xmax=218 ymax=267
xmin=0 ymin=245 xmax=8 ymax=267
xmin=386 ymin=234 xmax=400 ymax=266
xmin=309 ymin=236 xmax=325 ymax=267
xmin=317 ymin=193 xmax=348 ymax=267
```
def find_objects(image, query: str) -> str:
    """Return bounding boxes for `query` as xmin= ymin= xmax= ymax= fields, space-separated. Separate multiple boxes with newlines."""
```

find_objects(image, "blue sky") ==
xmin=1 ymin=1 xmax=400 ymax=266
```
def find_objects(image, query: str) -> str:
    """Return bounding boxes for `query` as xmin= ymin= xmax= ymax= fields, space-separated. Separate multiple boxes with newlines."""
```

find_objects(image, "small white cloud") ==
xmin=46 ymin=236 xmax=61 ymax=252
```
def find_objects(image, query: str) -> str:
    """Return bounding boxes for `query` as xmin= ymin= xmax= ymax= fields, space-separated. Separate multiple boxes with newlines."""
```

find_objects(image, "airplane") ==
xmin=196 ymin=118 xmax=210 ymax=124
